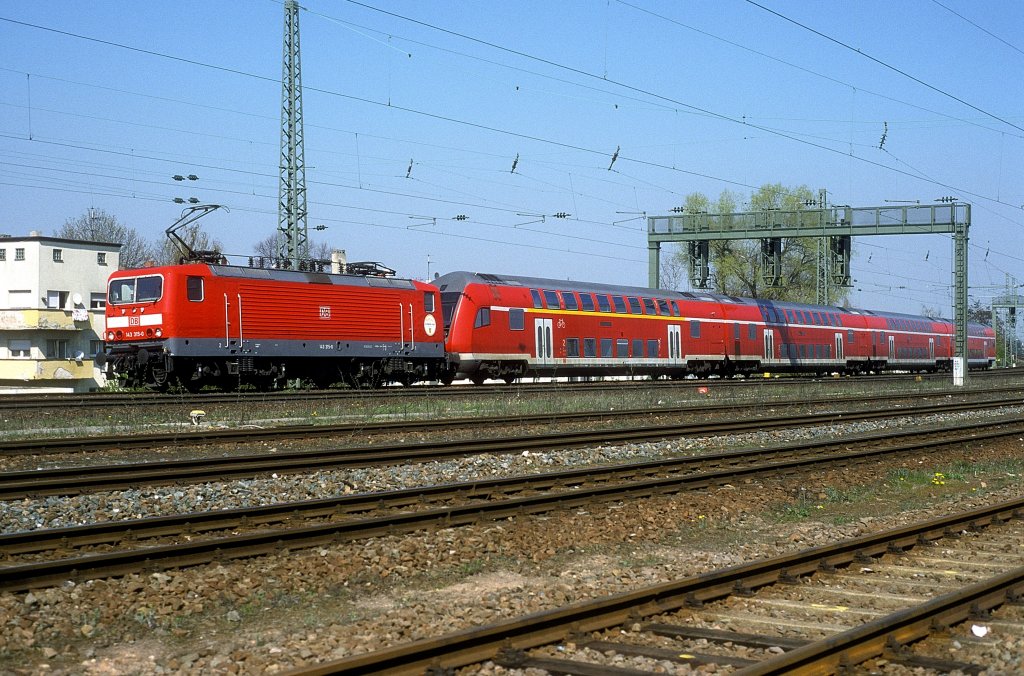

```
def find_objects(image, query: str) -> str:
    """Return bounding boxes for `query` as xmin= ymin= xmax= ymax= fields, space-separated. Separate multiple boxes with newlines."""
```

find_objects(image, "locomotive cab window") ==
xmin=108 ymin=275 xmax=163 ymax=305
xmin=474 ymin=307 xmax=491 ymax=328
xmin=423 ymin=292 xmax=435 ymax=313
xmin=186 ymin=276 xmax=204 ymax=302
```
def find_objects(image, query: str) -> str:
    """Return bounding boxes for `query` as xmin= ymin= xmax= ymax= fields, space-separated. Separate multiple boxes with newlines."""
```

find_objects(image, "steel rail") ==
xmin=4 ymin=386 xmax=1021 ymax=457
xmin=286 ymin=497 xmax=1024 ymax=675
xmin=2 ymin=418 xmax=1022 ymax=593
xmin=2 ymin=398 xmax=1022 ymax=499
xmin=0 ymin=369 xmax=1012 ymax=412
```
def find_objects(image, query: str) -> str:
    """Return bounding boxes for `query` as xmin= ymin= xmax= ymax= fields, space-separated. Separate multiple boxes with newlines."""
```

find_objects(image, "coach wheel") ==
xmin=470 ymin=374 xmax=487 ymax=386
xmin=502 ymin=375 xmax=517 ymax=385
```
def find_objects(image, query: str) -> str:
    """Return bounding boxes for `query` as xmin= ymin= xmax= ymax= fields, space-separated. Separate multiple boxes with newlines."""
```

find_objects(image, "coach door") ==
xmin=888 ymin=335 xmax=896 ymax=361
xmin=929 ymin=337 xmax=935 ymax=360
xmin=534 ymin=318 xmax=553 ymax=364
xmin=667 ymin=324 xmax=682 ymax=364
xmin=763 ymin=329 xmax=775 ymax=363
xmin=834 ymin=332 xmax=844 ymax=361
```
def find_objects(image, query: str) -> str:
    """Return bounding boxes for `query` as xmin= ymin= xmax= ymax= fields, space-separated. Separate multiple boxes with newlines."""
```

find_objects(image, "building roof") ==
xmin=0 ymin=234 xmax=122 ymax=249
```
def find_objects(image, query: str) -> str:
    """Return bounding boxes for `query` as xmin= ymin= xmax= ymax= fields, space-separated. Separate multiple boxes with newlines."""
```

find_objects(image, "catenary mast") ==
xmin=277 ymin=0 xmax=308 ymax=268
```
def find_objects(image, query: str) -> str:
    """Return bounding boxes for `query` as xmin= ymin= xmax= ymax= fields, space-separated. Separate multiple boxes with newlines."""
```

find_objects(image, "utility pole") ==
xmin=814 ymin=188 xmax=829 ymax=305
xmin=278 ymin=0 xmax=308 ymax=268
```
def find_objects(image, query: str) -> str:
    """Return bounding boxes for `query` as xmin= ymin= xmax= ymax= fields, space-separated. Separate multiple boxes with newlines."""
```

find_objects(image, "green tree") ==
xmin=666 ymin=184 xmax=851 ymax=306
xmin=57 ymin=209 xmax=155 ymax=269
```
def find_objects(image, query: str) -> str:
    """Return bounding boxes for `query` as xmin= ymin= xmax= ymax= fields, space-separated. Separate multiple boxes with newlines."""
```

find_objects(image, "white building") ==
xmin=0 ymin=233 xmax=121 ymax=392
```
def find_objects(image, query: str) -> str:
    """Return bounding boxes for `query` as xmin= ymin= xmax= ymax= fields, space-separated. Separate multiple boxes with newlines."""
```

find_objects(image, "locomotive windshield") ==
xmin=108 ymin=275 xmax=163 ymax=305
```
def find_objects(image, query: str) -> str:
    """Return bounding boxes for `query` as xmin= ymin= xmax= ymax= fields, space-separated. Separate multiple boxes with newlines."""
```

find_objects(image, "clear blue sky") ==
xmin=1 ymin=1 xmax=1022 ymax=320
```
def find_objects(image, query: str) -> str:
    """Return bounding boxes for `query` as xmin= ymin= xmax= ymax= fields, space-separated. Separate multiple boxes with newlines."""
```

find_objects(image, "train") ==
xmin=103 ymin=263 xmax=996 ymax=391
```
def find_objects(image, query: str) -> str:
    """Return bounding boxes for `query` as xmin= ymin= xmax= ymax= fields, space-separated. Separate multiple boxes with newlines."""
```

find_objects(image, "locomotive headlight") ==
xmin=115 ymin=330 xmax=123 ymax=340
xmin=146 ymin=329 xmax=153 ymax=338
xmin=155 ymin=328 xmax=163 ymax=337
xmin=107 ymin=331 xmax=115 ymax=340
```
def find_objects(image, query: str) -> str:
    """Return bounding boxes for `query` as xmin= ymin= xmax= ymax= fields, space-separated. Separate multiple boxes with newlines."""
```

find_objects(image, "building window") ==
xmin=9 ymin=340 xmax=31 ymax=358
xmin=97 ymin=252 xmax=107 ymax=265
xmin=46 ymin=290 xmax=70 ymax=309
xmin=46 ymin=339 xmax=69 ymax=359
xmin=90 ymin=340 xmax=104 ymax=356
xmin=52 ymin=248 xmax=63 ymax=262
xmin=15 ymin=248 xmax=25 ymax=261
xmin=0 ymin=249 xmax=5 ymax=261
xmin=90 ymin=293 xmax=106 ymax=310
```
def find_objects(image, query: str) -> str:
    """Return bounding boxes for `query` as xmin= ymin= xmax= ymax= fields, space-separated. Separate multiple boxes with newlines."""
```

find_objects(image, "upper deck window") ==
xmin=596 ymin=295 xmax=611 ymax=313
xmin=580 ymin=293 xmax=596 ymax=312
xmin=108 ymin=275 xmax=163 ymax=305
xmin=612 ymin=296 xmax=627 ymax=313
xmin=530 ymin=289 xmax=544 ymax=309
xmin=543 ymin=290 xmax=560 ymax=309
xmin=562 ymin=292 xmax=579 ymax=311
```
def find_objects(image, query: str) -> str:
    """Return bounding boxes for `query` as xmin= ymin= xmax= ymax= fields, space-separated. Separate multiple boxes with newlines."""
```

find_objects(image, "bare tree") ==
xmin=152 ymin=224 xmax=224 ymax=265
xmin=57 ymin=209 xmax=155 ymax=269
xmin=253 ymin=234 xmax=333 ymax=263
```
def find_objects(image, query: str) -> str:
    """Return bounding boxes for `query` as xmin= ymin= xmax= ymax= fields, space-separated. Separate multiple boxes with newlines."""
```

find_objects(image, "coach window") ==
xmin=509 ymin=308 xmax=524 ymax=331
xmin=596 ymin=295 xmax=611 ymax=313
xmin=543 ymin=290 xmax=560 ymax=309
xmin=733 ymin=323 xmax=740 ymax=339
xmin=583 ymin=338 xmax=597 ymax=358
xmin=647 ymin=339 xmax=659 ymax=358
xmin=643 ymin=298 xmax=657 ymax=315
xmin=600 ymin=338 xmax=613 ymax=357
xmin=186 ymin=276 xmax=204 ymax=302
xmin=847 ymin=329 xmax=855 ymax=344
xmin=474 ymin=307 xmax=491 ymax=328
xmin=612 ymin=296 xmax=627 ymax=313
xmin=616 ymin=338 xmax=629 ymax=356
xmin=780 ymin=344 xmax=788 ymax=358
xmin=580 ymin=293 xmax=596 ymax=312
xmin=627 ymin=297 xmax=642 ymax=314
xmin=530 ymin=289 xmax=544 ymax=309
xmin=748 ymin=323 xmax=756 ymax=340
xmin=690 ymin=321 xmax=700 ymax=338
xmin=632 ymin=338 xmax=644 ymax=357
xmin=566 ymin=338 xmax=580 ymax=358
xmin=563 ymin=292 xmax=579 ymax=311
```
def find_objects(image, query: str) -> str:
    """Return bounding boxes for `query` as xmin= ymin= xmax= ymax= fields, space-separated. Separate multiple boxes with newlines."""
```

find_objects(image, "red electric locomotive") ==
xmin=105 ymin=262 xmax=446 ymax=390
xmin=436 ymin=271 xmax=995 ymax=384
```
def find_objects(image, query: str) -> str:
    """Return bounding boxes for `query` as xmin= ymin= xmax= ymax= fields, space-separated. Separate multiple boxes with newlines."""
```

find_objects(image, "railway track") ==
xmin=0 ymin=368 xmax=1013 ymax=413
xmin=293 ymin=498 xmax=1024 ymax=675
xmin=2 ymin=415 xmax=1022 ymax=593
xmin=2 ymin=396 xmax=1021 ymax=498
xmin=3 ymin=387 xmax=1023 ymax=457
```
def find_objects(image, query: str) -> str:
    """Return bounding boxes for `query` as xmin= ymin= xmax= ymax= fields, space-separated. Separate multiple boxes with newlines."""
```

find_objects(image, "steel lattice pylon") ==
xmin=278 ymin=0 xmax=308 ymax=268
